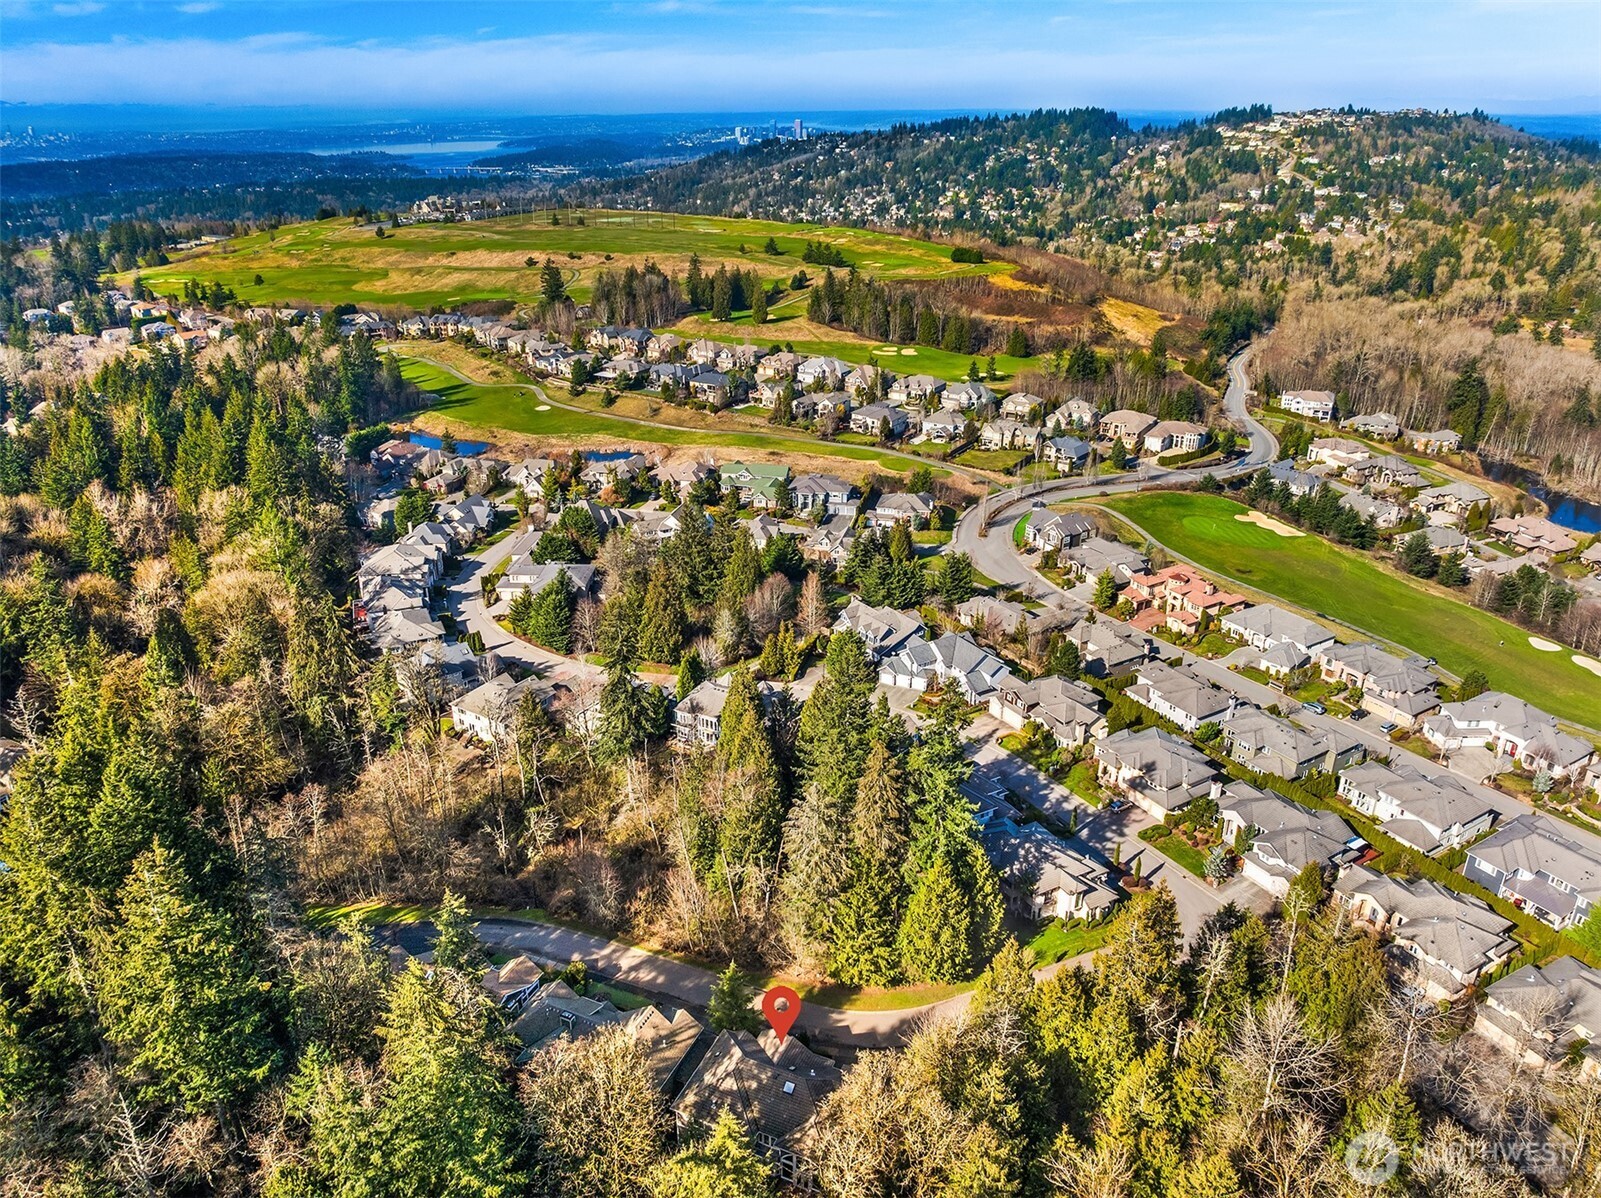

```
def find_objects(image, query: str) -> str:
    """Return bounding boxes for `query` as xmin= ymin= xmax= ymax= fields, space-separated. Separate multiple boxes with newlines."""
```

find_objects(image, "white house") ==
xmin=1279 ymin=390 xmax=1337 ymax=421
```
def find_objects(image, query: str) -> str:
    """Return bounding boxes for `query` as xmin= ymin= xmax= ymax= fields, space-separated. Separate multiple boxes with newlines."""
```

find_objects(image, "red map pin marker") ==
xmin=761 ymin=985 xmax=802 ymax=1042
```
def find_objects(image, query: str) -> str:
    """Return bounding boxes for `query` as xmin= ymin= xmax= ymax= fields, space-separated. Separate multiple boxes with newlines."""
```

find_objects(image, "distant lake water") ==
xmin=1482 ymin=459 xmax=1601 ymax=533
xmin=408 ymin=432 xmax=489 ymax=456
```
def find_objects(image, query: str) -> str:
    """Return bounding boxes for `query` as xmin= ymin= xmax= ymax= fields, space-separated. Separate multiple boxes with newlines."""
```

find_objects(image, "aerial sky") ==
xmin=0 ymin=0 xmax=1596 ymax=116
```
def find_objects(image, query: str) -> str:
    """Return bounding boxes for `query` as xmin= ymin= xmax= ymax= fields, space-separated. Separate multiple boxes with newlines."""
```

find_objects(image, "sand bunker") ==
xmin=1529 ymin=636 xmax=1564 ymax=652
xmin=534 ymin=404 xmax=551 ymax=411
xmin=877 ymin=346 xmax=898 ymax=354
xmin=1235 ymin=512 xmax=1304 ymax=537
xmin=1574 ymin=655 xmax=1601 ymax=678
xmin=900 ymin=348 xmax=918 ymax=355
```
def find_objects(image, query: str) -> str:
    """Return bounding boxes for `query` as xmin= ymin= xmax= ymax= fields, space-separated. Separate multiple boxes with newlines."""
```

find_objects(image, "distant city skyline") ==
xmin=0 ymin=0 xmax=1596 ymax=116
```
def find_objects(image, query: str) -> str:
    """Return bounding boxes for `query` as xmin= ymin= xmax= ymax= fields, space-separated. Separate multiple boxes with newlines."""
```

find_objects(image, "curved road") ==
xmin=952 ymin=345 xmax=1276 ymax=594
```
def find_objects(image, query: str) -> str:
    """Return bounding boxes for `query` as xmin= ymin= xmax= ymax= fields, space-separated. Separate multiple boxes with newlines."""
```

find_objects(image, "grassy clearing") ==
xmin=132 ymin=209 xmax=1011 ymax=311
xmin=1028 ymin=919 xmax=1114 ymax=965
xmin=1138 ymin=825 xmax=1209 ymax=877
xmin=1098 ymin=297 xmax=1175 ymax=346
xmin=784 ymin=978 xmax=975 ymax=1012
xmin=397 ymin=356 xmax=936 ymax=474
xmin=1013 ymin=511 xmax=1032 ymax=548
xmin=1095 ymin=491 xmax=1601 ymax=730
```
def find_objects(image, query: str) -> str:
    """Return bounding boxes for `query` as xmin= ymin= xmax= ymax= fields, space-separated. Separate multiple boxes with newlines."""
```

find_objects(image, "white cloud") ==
xmin=51 ymin=1 xmax=104 ymax=14
xmin=177 ymin=2 xmax=220 ymax=13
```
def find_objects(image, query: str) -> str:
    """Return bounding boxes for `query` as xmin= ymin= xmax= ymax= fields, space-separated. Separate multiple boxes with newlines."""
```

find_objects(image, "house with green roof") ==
xmin=720 ymin=460 xmax=791 ymax=509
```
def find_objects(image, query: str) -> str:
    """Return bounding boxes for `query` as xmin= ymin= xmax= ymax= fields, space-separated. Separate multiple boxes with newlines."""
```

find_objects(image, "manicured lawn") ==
xmin=912 ymin=529 xmax=954 ymax=546
xmin=1138 ymin=825 xmax=1209 ymax=877
xmin=1028 ymin=918 xmax=1114 ymax=965
xmin=1013 ymin=511 xmax=1032 ymax=547
xmin=133 ymin=208 xmax=1013 ymax=310
xmin=1095 ymin=492 xmax=1601 ymax=730
xmin=957 ymin=447 xmax=1032 ymax=472
xmin=397 ymin=357 xmax=929 ymax=474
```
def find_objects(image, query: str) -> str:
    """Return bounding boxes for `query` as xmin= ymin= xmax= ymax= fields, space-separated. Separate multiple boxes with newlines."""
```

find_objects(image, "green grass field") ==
xmin=1095 ymin=491 xmax=1601 ymax=729
xmin=132 ymin=208 xmax=1010 ymax=311
xmin=397 ymin=357 xmax=931 ymax=473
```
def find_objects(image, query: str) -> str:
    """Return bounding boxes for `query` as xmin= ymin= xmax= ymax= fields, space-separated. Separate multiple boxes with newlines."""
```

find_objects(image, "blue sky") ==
xmin=1 ymin=0 xmax=1596 ymax=115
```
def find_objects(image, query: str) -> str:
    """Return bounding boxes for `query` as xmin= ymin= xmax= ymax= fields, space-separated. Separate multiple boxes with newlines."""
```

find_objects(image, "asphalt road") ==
xmin=950 ymin=346 xmax=1277 ymax=597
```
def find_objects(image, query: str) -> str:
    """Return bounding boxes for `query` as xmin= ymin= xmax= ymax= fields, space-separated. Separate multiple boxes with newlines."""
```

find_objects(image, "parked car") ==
xmin=1380 ymin=721 xmax=1398 ymax=734
xmin=1303 ymin=701 xmax=1327 ymax=715
xmin=1347 ymin=708 xmax=1368 ymax=720
xmin=1107 ymin=798 xmax=1129 ymax=814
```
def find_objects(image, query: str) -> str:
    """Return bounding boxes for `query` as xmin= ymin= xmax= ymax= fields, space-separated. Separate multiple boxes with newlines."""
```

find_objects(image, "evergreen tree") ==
xmin=541 ymin=259 xmax=568 ymax=305
xmin=718 ymin=527 xmax=762 ymax=608
xmin=1093 ymin=569 xmax=1118 ymax=610
xmin=525 ymin=576 xmax=576 ymax=652
xmin=938 ymin=551 xmax=975 ymax=605
xmin=648 ymin=1109 xmax=775 ymax=1197
xmin=707 ymin=962 xmax=763 ymax=1033
xmin=638 ymin=561 xmax=687 ymax=665
xmin=597 ymin=659 xmax=666 ymax=761
xmin=97 ymin=842 xmax=282 ymax=1112
xmin=751 ymin=285 xmax=768 ymax=325
xmin=1399 ymin=531 xmax=1438 ymax=578
xmin=676 ymin=647 xmax=706 ymax=700
xmin=1005 ymin=324 xmax=1029 ymax=358
xmin=432 ymin=890 xmax=486 ymax=977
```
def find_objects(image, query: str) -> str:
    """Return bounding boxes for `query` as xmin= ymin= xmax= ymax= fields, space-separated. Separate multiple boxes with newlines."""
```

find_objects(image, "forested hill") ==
xmin=574 ymin=105 xmax=1599 ymax=298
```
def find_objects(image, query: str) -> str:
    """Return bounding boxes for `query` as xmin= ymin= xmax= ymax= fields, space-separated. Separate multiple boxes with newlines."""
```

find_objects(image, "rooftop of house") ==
xmin=1468 ymin=813 xmax=1601 ymax=906
xmin=673 ymin=1029 xmax=842 ymax=1148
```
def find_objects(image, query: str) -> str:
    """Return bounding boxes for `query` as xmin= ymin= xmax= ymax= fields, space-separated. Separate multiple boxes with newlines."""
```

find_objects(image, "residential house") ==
xmin=791 ymin=473 xmax=858 ymax=516
xmin=1060 ymin=617 xmax=1152 ymax=678
xmin=1409 ymin=429 xmax=1463 ymax=454
xmin=756 ymin=351 xmax=803 ymax=382
xmin=1347 ymin=454 xmax=1425 ymax=491
xmin=1336 ymin=865 xmax=1516 ymax=1000
xmin=450 ymin=673 xmax=560 ymax=743
xmin=1416 ymin=524 xmax=1468 ymax=554
xmin=1315 ymin=642 xmax=1440 ymax=727
xmin=673 ymin=1030 xmax=842 ymax=1190
xmin=942 ymin=381 xmax=996 ymax=411
xmin=916 ymin=409 xmax=967 ymax=443
xmin=981 ymin=817 xmax=1119 ymax=922
xmin=508 ymin=457 xmax=556 ymax=496
xmin=1339 ymin=490 xmax=1408 ymax=530
xmin=878 ymin=632 xmax=1014 ymax=702
xmin=686 ymin=338 xmax=726 ymax=366
xmin=1043 ymin=435 xmax=1092 ymax=471
xmin=1125 ymin=660 xmax=1234 ymax=734
xmin=510 ymin=980 xmax=702 ymax=1089
xmin=1218 ymin=783 xmax=1361 ymax=897
xmin=1308 ymin=437 xmax=1372 ymax=469
xmin=888 ymin=373 xmax=946 ymax=406
xmin=499 ymin=560 xmax=599 ymax=603
xmin=688 ymin=370 xmax=732 ymax=407
xmin=439 ymin=494 xmax=497 ymax=542
xmin=989 ymin=673 xmax=1107 ymax=747
xmin=849 ymin=403 xmax=908 ymax=440
xmin=580 ymin=452 xmax=649 ymax=493
xmin=1463 ymin=813 xmax=1601 ymax=930
xmin=1476 ymin=957 xmax=1601 ymax=1070
xmin=653 ymin=457 xmax=717 ymax=495
xmin=720 ymin=461 xmax=792 ymax=509
xmin=1425 ymin=692 xmax=1595 ymax=779
xmin=1061 ymin=536 xmax=1149 ymax=583
xmin=1489 ymin=515 xmax=1579 ymax=557
xmin=645 ymin=332 xmax=683 ymax=362
xmin=802 ymin=514 xmax=858 ymax=566
xmin=1337 ymin=760 xmax=1497 ymax=855
xmin=1094 ymin=727 xmax=1220 ymax=818
xmin=865 ymin=490 xmax=935 ymax=528
xmin=1265 ymin=458 xmax=1321 ymax=496
xmin=1120 ymin=564 xmax=1247 ymax=626
xmin=978 ymin=419 xmax=1041 ymax=452
xmin=1046 ymin=398 xmax=1099 ymax=433
xmin=999 ymin=391 xmax=1045 ymax=419
xmin=1143 ymin=421 xmax=1209 ymax=455
xmin=1098 ymin=409 xmax=1158 ymax=448
xmin=791 ymin=390 xmax=851 ymax=424
xmin=842 ymin=363 xmax=892 ymax=397
xmin=1222 ymin=604 xmax=1336 ymax=661
xmin=1415 ymin=481 xmax=1491 ymax=526
xmin=1026 ymin=508 xmax=1096 ymax=551
xmin=673 ymin=676 xmax=779 ymax=746
xmin=1344 ymin=412 xmax=1401 ymax=439
xmin=796 ymin=355 xmax=850 ymax=389
xmin=832 ymin=598 xmax=926 ymax=662
xmin=1221 ymin=705 xmax=1366 ymax=779
xmin=648 ymin=362 xmax=697 ymax=392
xmin=371 ymin=437 xmax=432 ymax=477
xmin=368 ymin=608 xmax=447 ymax=652
xmin=1278 ymin=389 xmax=1337 ymax=421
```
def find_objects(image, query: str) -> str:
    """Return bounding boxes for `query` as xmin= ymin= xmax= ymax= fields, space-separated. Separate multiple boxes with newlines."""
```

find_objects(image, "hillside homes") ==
xmin=1314 ymin=642 xmax=1441 ymax=727
xmin=989 ymin=675 xmax=1108 ymax=748
xmin=981 ymin=817 xmax=1118 ymax=922
xmin=878 ymin=632 xmax=1013 ymax=702
xmin=1221 ymin=604 xmax=1336 ymax=674
xmin=1221 ymin=705 xmax=1366 ymax=780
